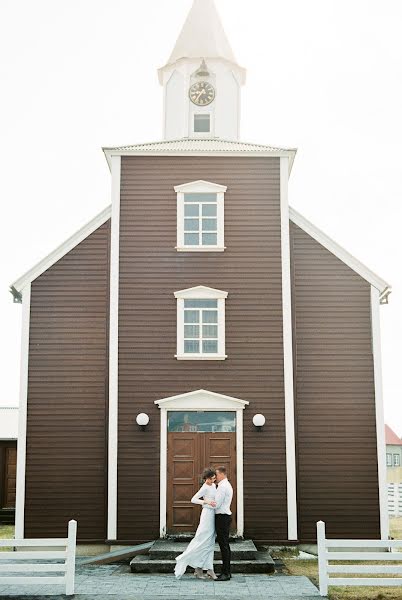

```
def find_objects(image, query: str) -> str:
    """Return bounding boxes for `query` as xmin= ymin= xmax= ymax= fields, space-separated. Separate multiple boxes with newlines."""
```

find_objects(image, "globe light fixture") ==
xmin=136 ymin=413 xmax=150 ymax=431
xmin=252 ymin=414 xmax=266 ymax=431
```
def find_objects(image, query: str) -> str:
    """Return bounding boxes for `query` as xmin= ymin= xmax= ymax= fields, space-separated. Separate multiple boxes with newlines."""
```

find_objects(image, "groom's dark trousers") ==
xmin=215 ymin=514 xmax=232 ymax=576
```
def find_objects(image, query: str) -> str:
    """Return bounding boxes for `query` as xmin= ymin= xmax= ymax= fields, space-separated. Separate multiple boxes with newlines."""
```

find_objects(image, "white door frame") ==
xmin=155 ymin=389 xmax=249 ymax=538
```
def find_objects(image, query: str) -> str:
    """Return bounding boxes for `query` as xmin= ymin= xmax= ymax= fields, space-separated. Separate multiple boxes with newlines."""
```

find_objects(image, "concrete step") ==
xmin=130 ymin=552 xmax=275 ymax=574
xmin=150 ymin=539 xmax=258 ymax=561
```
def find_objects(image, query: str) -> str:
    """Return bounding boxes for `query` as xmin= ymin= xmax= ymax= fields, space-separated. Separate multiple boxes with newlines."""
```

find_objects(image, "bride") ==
xmin=174 ymin=468 xmax=218 ymax=580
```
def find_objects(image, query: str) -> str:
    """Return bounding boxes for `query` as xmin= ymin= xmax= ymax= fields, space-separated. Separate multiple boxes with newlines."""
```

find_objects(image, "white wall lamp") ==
xmin=136 ymin=413 xmax=150 ymax=431
xmin=253 ymin=414 xmax=266 ymax=432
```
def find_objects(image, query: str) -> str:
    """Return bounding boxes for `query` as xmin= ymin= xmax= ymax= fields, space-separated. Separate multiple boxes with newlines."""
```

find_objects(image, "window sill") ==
xmin=176 ymin=246 xmax=226 ymax=253
xmin=175 ymin=354 xmax=227 ymax=361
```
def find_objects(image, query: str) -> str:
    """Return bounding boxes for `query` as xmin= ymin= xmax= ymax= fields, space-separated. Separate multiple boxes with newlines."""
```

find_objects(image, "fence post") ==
xmin=317 ymin=521 xmax=328 ymax=596
xmin=65 ymin=520 xmax=77 ymax=596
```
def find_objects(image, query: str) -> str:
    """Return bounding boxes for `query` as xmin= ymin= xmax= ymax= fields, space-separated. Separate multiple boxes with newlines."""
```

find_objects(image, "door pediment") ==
xmin=154 ymin=389 xmax=249 ymax=411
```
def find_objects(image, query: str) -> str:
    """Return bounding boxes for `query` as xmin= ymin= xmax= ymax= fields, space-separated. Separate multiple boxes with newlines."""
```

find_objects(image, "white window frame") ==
xmin=174 ymin=286 xmax=228 ymax=360
xmin=387 ymin=453 xmax=393 ymax=467
xmin=394 ymin=454 xmax=401 ymax=467
xmin=174 ymin=180 xmax=227 ymax=252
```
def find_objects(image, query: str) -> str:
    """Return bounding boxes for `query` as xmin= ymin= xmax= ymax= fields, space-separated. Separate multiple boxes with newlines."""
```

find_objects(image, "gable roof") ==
xmin=159 ymin=0 xmax=245 ymax=82
xmin=103 ymin=137 xmax=297 ymax=173
xmin=10 ymin=203 xmax=391 ymax=303
xmin=385 ymin=424 xmax=402 ymax=446
xmin=289 ymin=207 xmax=391 ymax=300
xmin=10 ymin=206 xmax=111 ymax=301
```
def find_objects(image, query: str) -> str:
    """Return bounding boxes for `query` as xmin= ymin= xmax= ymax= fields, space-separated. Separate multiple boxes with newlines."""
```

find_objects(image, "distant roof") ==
xmin=159 ymin=0 xmax=245 ymax=82
xmin=385 ymin=424 xmax=402 ymax=446
xmin=103 ymin=137 xmax=297 ymax=172
xmin=0 ymin=407 xmax=18 ymax=439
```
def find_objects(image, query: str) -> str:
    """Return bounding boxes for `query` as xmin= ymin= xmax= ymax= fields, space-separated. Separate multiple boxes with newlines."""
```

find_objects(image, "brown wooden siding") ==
xmin=118 ymin=156 xmax=288 ymax=543
xmin=25 ymin=220 xmax=110 ymax=542
xmin=290 ymin=222 xmax=380 ymax=542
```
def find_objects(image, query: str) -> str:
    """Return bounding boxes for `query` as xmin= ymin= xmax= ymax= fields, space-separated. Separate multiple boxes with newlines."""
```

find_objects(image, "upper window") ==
xmin=387 ymin=453 xmax=393 ymax=467
xmin=174 ymin=180 xmax=227 ymax=252
xmin=194 ymin=114 xmax=211 ymax=133
xmin=174 ymin=286 xmax=228 ymax=360
xmin=394 ymin=454 xmax=401 ymax=467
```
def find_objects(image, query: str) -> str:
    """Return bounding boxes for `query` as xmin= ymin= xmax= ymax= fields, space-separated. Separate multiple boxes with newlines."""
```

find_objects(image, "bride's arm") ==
xmin=191 ymin=485 xmax=209 ymax=506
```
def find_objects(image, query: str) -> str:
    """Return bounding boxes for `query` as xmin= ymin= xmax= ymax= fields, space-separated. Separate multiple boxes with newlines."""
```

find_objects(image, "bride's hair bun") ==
xmin=202 ymin=468 xmax=216 ymax=481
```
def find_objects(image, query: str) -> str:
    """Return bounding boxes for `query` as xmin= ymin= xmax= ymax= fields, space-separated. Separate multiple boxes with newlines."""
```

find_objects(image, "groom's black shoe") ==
xmin=216 ymin=573 xmax=231 ymax=581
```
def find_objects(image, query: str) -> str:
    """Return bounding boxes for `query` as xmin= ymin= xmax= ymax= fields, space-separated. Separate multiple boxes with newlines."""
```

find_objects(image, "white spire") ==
xmin=159 ymin=0 xmax=245 ymax=82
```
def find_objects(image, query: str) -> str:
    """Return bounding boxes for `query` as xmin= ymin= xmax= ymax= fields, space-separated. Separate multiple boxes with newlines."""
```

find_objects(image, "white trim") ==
xmin=371 ymin=285 xmax=389 ymax=540
xmin=155 ymin=389 xmax=249 ymax=408
xmin=15 ymin=283 xmax=31 ymax=539
xmin=174 ymin=288 xmax=228 ymax=360
xmin=154 ymin=389 xmax=249 ymax=538
xmin=174 ymin=180 xmax=227 ymax=193
xmin=11 ymin=206 xmax=112 ymax=294
xmin=290 ymin=207 xmax=390 ymax=296
xmin=107 ymin=156 xmax=121 ymax=541
xmin=280 ymin=157 xmax=298 ymax=541
xmin=174 ymin=286 xmax=228 ymax=300
xmin=176 ymin=246 xmax=226 ymax=252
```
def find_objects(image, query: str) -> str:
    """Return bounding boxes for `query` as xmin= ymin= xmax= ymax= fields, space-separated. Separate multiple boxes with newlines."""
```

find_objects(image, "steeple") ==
xmin=159 ymin=0 xmax=246 ymax=141
xmin=159 ymin=0 xmax=245 ymax=83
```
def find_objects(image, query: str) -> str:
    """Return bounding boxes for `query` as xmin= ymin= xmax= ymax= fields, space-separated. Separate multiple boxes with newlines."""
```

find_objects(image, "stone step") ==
xmin=130 ymin=552 xmax=275 ymax=574
xmin=150 ymin=539 xmax=258 ymax=561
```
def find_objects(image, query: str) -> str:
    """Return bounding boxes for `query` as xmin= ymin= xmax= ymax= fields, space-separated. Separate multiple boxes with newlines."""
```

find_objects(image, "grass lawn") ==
xmin=280 ymin=518 xmax=402 ymax=600
xmin=0 ymin=524 xmax=14 ymax=551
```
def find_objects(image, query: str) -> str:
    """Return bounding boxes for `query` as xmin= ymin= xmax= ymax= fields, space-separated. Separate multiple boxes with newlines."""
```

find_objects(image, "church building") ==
xmin=11 ymin=0 xmax=391 ymax=547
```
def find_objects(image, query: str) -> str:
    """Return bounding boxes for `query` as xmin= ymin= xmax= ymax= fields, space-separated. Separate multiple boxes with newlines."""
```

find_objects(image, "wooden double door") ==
xmin=167 ymin=432 xmax=236 ymax=533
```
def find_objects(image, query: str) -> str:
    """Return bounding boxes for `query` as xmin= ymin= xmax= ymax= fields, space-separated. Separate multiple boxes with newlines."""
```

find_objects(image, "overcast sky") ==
xmin=1 ymin=0 xmax=401 ymax=436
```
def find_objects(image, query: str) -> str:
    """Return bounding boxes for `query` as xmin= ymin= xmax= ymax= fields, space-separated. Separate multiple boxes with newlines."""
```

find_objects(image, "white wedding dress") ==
xmin=174 ymin=483 xmax=216 ymax=578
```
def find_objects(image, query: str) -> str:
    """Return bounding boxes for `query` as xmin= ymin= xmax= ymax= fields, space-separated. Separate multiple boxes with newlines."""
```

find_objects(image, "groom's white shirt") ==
xmin=215 ymin=478 xmax=233 ymax=515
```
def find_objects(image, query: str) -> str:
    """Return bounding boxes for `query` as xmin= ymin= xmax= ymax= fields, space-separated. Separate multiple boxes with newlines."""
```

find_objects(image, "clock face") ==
xmin=189 ymin=81 xmax=216 ymax=106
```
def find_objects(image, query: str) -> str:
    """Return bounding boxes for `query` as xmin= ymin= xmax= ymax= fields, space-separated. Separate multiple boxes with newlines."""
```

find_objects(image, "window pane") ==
xmin=184 ymin=218 xmax=199 ymax=232
xmin=202 ymin=340 xmax=218 ymax=353
xmin=184 ymin=193 xmax=217 ymax=202
xmin=184 ymin=325 xmax=199 ymax=338
xmin=184 ymin=340 xmax=200 ymax=354
xmin=184 ymin=310 xmax=199 ymax=323
xmin=202 ymin=233 xmax=217 ymax=246
xmin=167 ymin=411 xmax=236 ymax=433
xmin=202 ymin=310 xmax=218 ymax=323
xmin=185 ymin=204 xmax=199 ymax=217
xmin=184 ymin=300 xmax=218 ymax=309
xmin=203 ymin=325 xmax=218 ymax=339
xmin=194 ymin=114 xmax=211 ymax=133
xmin=202 ymin=218 xmax=217 ymax=232
xmin=202 ymin=204 xmax=217 ymax=217
xmin=184 ymin=233 xmax=199 ymax=246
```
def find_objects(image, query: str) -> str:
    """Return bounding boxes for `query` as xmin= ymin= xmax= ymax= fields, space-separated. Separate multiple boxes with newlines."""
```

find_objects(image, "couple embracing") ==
xmin=174 ymin=466 xmax=233 ymax=581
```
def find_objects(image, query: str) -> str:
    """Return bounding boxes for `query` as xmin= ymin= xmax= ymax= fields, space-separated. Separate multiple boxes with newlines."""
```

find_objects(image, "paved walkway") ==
xmin=0 ymin=561 xmax=320 ymax=599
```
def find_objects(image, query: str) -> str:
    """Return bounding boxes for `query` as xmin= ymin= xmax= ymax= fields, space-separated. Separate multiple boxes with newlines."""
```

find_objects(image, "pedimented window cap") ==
xmin=174 ymin=180 xmax=227 ymax=193
xmin=174 ymin=285 xmax=228 ymax=300
xmin=154 ymin=389 xmax=249 ymax=410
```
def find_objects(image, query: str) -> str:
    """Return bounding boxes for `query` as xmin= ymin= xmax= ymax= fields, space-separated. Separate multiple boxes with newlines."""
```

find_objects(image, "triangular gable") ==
xmin=154 ymin=389 xmax=249 ymax=410
xmin=289 ymin=207 xmax=391 ymax=300
xmin=10 ymin=206 xmax=111 ymax=301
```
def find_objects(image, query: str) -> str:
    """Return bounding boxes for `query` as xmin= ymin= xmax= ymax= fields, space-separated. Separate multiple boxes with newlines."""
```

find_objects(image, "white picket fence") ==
xmin=317 ymin=520 xmax=402 ymax=596
xmin=0 ymin=519 xmax=77 ymax=596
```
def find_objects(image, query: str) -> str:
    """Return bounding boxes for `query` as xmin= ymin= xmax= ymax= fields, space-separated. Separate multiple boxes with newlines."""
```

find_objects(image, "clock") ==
xmin=189 ymin=81 xmax=216 ymax=106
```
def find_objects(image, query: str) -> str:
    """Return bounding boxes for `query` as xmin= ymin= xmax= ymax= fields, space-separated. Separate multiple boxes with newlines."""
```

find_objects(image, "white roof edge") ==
xmin=289 ymin=206 xmax=391 ymax=296
xmin=102 ymin=141 xmax=297 ymax=173
xmin=11 ymin=205 xmax=112 ymax=298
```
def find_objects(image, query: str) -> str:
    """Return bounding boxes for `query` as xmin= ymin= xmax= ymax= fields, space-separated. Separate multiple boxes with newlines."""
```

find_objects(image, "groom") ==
xmin=211 ymin=466 xmax=233 ymax=581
